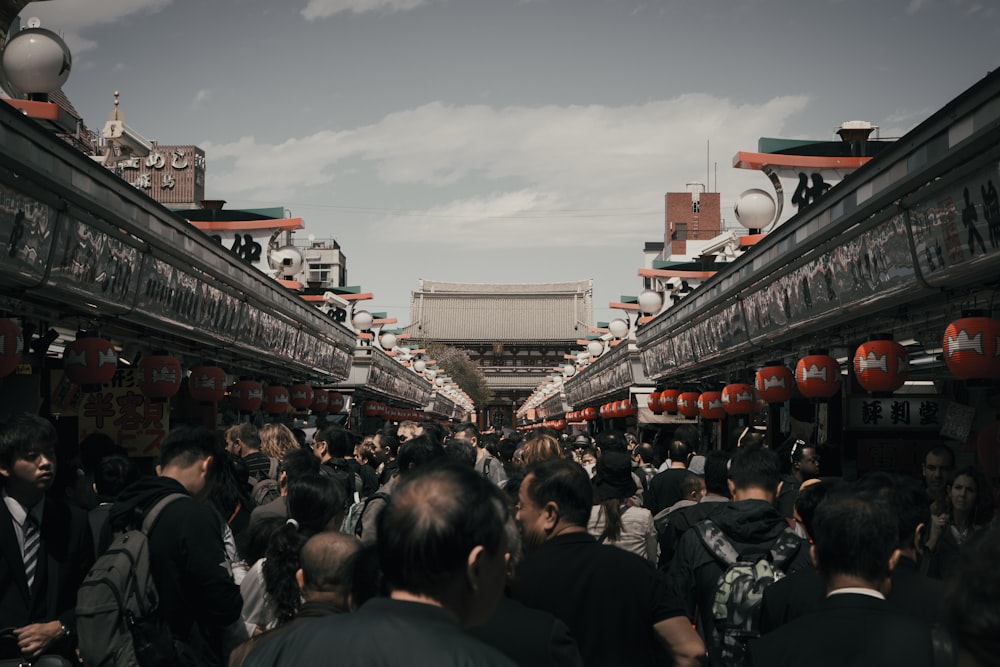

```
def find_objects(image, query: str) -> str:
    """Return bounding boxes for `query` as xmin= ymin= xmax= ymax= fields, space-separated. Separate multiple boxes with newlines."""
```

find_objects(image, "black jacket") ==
xmin=110 ymin=476 xmax=242 ymax=665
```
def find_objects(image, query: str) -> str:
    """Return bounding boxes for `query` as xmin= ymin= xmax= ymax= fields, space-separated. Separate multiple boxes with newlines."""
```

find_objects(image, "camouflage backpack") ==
xmin=695 ymin=519 xmax=801 ymax=667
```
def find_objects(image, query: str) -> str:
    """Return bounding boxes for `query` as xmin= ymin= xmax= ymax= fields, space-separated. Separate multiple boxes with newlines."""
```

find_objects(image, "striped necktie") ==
xmin=23 ymin=513 xmax=40 ymax=591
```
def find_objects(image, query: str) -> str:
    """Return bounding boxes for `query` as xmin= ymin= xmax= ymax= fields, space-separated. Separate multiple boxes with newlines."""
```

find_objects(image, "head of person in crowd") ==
xmin=297 ymin=532 xmax=361 ymax=613
xmin=702 ymin=450 xmax=733 ymax=499
xmin=444 ymin=435 xmax=477 ymax=468
xmin=396 ymin=421 xmax=421 ymax=444
xmin=737 ymin=425 xmax=767 ymax=450
xmin=788 ymin=439 xmax=821 ymax=482
xmin=594 ymin=430 xmax=628 ymax=454
xmin=290 ymin=427 xmax=307 ymax=449
xmin=946 ymin=526 xmax=1000 ymax=667
xmin=226 ymin=422 xmax=260 ymax=458
xmin=277 ymin=446 xmax=321 ymax=496
xmin=396 ymin=435 xmax=448 ymax=476
xmin=451 ymin=422 xmax=481 ymax=449
xmin=377 ymin=462 xmax=510 ymax=627
xmin=354 ymin=439 xmax=376 ymax=468
xmin=856 ymin=472 xmax=929 ymax=557
xmin=727 ymin=444 xmax=781 ymax=501
xmin=679 ymin=471 xmax=706 ymax=504
xmin=517 ymin=458 xmax=593 ymax=551
xmin=575 ymin=445 xmax=598 ymax=478
xmin=793 ymin=477 xmax=841 ymax=539
xmin=946 ymin=465 xmax=995 ymax=529
xmin=922 ymin=444 xmax=955 ymax=503
xmin=0 ymin=413 xmax=58 ymax=506
xmin=260 ymin=423 xmax=300 ymax=460
xmin=374 ymin=426 xmax=399 ymax=460
xmin=810 ymin=488 xmax=900 ymax=595
xmin=659 ymin=423 xmax=698 ymax=468
xmin=78 ymin=431 xmax=123 ymax=474
xmin=633 ymin=442 xmax=657 ymax=468
xmin=93 ymin=454 xmax=138 ymax=504
xmin=496 ymin=433 xmax=520 ymax=470
xmin=157 ymin=424 xmax=225 ymax=499
xmin=520 ymin=433 xmax=564 ymax=467
xmin=418 ymin=421 xmax=449 ymax=446
xmin=263 ymin=473 xmax=348 ymax=624
xmin=312 ymin=424 xmax=355 ymax=464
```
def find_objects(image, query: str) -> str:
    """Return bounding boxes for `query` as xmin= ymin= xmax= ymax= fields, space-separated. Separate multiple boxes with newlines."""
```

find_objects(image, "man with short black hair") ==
xmin=749 ymin=490 xmax=935 ymax=666
xmin=0 ymin=414 xmax=94 ymax=662
xmin=922 ymin=444 xmax=955 ymax=513
xmin=666 ymin=445 xmax=811 ymax=663
xmin=453 ymin=421 xmax=507 ymax=487
xmin=227 ymin=423 xmax=272 ymax=481
xmin=515 ymin=458 xmax=705 ymax=667
xmin=645 ymin=425 xmax=698 ymax=515
xmin=108 ymin=425 xmax=242 ymax=667
xmin=247 ymin=463 xmax=516 ymax=666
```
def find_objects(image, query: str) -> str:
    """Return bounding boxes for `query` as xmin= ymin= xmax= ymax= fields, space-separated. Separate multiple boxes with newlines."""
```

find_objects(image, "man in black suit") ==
xmin=749 ymin=488 xmax=935 ymax=667
xmin=0 ymin=413 xmax=94 ymax=662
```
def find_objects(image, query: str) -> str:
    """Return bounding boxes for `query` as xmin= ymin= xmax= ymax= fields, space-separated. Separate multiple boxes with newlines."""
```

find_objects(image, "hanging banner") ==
xmin=77 ymin=369 xmax=171 ymax=457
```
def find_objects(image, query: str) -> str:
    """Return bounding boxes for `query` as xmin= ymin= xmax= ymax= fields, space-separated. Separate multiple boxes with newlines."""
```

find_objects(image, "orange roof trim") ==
xmin=188 ymin=217 xmax=304 ymax=232
xmin=732 ymin=151 xmax=871 ymax=171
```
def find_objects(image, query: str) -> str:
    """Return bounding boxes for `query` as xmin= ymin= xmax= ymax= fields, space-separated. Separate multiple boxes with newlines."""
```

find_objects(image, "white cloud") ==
xmin=17 ymin=0 xmax=174 ymax=53
xmin=192 ymin=89 xmax=213 ymax=109
xmin=202 ymin=93 xmax=810 ymax=248
xmin=301 ymin=0 xmax=431 ymax=20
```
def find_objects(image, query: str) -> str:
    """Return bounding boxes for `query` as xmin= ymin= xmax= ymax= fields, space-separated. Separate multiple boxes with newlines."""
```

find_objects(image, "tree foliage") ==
xmin=424 ymin=343 xmax=493 ymax=409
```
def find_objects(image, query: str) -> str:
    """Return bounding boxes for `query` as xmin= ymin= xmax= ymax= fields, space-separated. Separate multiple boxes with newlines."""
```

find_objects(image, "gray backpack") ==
xmin=76 ymin=493 xmax=186 ymax=667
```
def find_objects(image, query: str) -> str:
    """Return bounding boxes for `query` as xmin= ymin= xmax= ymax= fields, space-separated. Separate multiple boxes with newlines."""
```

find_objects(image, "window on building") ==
xmin=671 ymin=223 xmax=688 ymax=241
xmin=692 ymin=201 xmax=700 ymax=213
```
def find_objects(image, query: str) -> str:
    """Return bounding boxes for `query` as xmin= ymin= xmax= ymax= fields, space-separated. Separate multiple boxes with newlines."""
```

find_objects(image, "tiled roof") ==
xmin=406 ymin=283 xmax=593 ymax=342
xmin=485 ymin=374 xmax=552 ymax=389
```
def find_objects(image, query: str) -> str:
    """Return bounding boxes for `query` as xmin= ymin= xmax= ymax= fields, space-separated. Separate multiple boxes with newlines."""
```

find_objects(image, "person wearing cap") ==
xmin=587 ymin=451 xmax=658 ymax=564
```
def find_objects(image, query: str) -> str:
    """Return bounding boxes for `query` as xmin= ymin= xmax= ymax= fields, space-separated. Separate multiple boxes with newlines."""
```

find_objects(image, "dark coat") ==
xmin=0 ymin=496 xmax=94 ymax=660
xmin=750 ymin=593 xmax=935 ymax=667
xmin=109 ymin=476 xmax=242 ymax=666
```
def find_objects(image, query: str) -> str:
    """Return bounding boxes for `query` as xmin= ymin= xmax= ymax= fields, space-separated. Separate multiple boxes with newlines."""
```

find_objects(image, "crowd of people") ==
xmin=1 ymin=412 xmax=998 ymax=666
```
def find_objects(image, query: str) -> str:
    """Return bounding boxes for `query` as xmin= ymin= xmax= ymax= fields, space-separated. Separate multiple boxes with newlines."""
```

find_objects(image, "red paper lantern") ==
xmin=755 ymin=365 xmax=794 ymax=403
xmin=722 ymin=383 xmax=756 ymax=415
xmin=288 ymin=383 xmax=314 ymax=410
xmin=658 ymin=389 xmax=680 ymax=414
xmin=854 ymin=339 xmax=908 ymax=393
xmin=327 ymin=391 xmax=346 ymax=413
xmin=230 ymin=380 xmax=263 ymax=411
xmin=188 ymin=366 xmax=227 ymax=403
xmin=138 ymin=355 xmax=182 ymax=399
xmin=677 ymin=391 xmax=700 ymax=418
xmin=363 ymin=400 xmax=381 ymax=417
xmin=582 ymin=406 xmax=598 ymax=421
xmin=555 ymin=419 xmax=566 ymax=430
xmin=64 ymin=337 xmax=117 ymax=387
xmin=647 ymin=391 xmax=662 ymax=414
xmin=795 ymin=354 xmax=841 ymax=399
xmin=943 ymin=316 xmax=1000 ymax=380
xmin=262 ymin=386 xmax=290 ymax=415
xmin=698 ymin=391 xmax=726 ymax=420
xmin=310 ymin=389 xmax=329 ymax=412
xmin=0 ymin=319 xmax=24 ymax=377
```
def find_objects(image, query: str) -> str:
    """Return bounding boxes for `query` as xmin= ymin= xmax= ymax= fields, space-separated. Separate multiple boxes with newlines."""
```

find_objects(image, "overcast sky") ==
xmin=23 ymin=0 xmax=1000 ymax=326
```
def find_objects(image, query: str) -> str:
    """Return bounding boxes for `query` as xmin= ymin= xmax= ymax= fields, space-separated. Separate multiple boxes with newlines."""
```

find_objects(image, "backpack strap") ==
xmin=267 ymin=457 xmax=279 ymax=480
xmin=695 ymin=519 xmax=740 ymax=566
xmin=141 ymin=493 xmax=188 ymax=535
xmin=768 ymin=527 xmax=803 ymax=569
xmin=354 ymin=492 xmax=390 ymax=537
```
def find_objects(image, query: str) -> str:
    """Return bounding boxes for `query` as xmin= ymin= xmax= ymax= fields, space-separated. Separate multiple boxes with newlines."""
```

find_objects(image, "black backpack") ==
xmin=695 ymin=519 xmax=801 ymax=667
xmin=76 ymin=493 xmax=186 ymax=667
